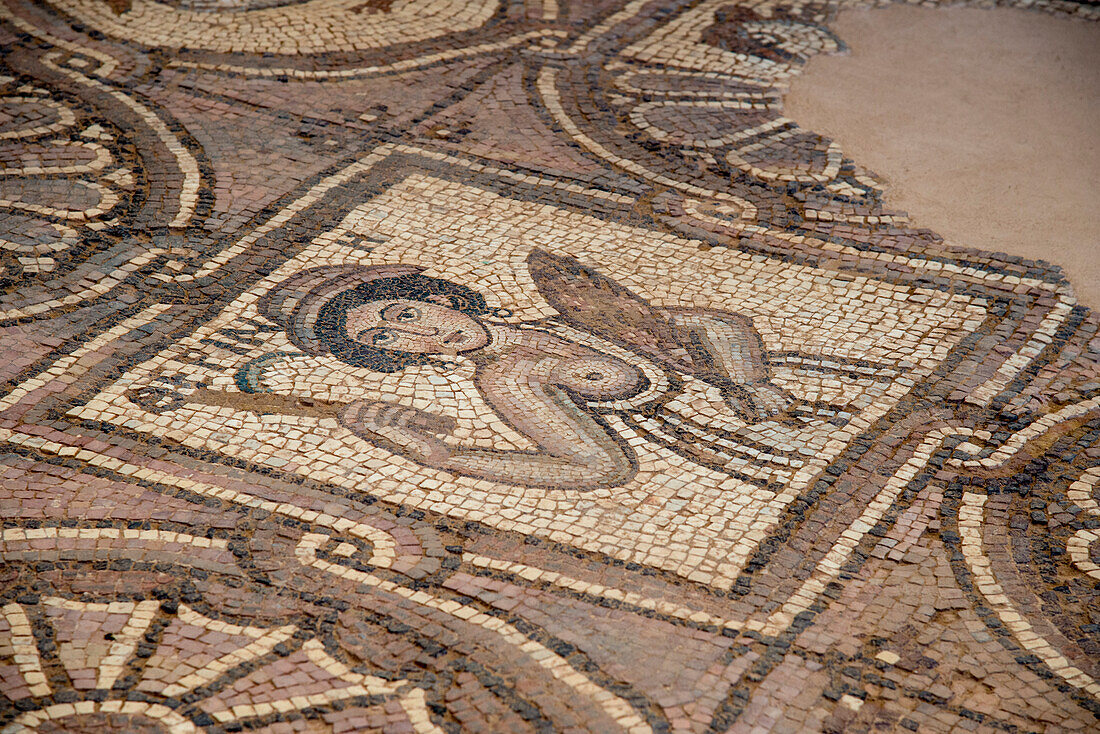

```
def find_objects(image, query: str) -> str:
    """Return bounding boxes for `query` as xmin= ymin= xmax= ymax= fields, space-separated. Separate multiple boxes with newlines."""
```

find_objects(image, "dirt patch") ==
xmin=785 ymin=5 xmax=1100 ymax=306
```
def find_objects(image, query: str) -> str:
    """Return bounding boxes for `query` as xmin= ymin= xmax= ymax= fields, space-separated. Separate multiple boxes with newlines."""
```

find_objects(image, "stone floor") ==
xmin=0 ymin=1 xmax=1097 ymax=732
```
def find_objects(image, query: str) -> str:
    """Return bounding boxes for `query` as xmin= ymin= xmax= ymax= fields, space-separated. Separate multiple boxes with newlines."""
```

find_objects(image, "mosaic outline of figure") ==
xmin=178 ymin=249 xmax=794 ymax=491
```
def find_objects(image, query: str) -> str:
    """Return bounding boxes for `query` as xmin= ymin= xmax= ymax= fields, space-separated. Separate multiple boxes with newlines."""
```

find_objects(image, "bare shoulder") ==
xmin=472 ymin=346 xmax=556 ymax=390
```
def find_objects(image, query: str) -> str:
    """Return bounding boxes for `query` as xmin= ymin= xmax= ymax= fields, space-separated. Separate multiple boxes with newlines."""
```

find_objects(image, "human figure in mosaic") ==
xmin=226 ymin=249 xmax=794 ymax=491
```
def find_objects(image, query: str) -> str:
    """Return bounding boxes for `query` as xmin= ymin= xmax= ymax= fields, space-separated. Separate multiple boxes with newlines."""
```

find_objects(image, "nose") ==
xmin=390 ymin=323 xmax=438 ymax=337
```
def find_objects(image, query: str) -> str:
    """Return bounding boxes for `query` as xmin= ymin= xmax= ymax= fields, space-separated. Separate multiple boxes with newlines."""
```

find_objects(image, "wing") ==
xmin=526 ymin=249 xmax=696 ymax=372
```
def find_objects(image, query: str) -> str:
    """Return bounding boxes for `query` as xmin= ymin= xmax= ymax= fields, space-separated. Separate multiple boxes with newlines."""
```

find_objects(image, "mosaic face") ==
xmin=344 ymin=299 xmax=490 ymax=354
xmin=1 ymin=0 xmax=1098 ymax=732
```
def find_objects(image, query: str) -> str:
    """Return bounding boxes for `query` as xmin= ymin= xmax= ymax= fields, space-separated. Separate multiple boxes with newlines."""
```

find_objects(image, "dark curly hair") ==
xmin=314 ymin=273 xmax=490 ymax=373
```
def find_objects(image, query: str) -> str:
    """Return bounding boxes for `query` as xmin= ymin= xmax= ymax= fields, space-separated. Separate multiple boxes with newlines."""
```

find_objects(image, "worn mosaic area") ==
xmin=1 ymin=1 xmax=1098 ymax=732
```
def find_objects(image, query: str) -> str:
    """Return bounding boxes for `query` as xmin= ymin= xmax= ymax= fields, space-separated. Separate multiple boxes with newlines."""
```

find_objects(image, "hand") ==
xmin=720 ymin=382 xmax=792 ymax=422
xmin=745 ymin=382 xmax=792 ymax=419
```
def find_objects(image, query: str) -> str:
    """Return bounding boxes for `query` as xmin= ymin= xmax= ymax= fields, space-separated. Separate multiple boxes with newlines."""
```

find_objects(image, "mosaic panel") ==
xmin=1 ymin=0 xmax=1098 ymax=732
xmin=73 ymin=169 xmax=987 ymax=591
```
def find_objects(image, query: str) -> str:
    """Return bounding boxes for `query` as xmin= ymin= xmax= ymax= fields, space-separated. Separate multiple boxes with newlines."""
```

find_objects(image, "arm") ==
xmin=339 ymin=360 xmax=636 ymax=491
xmin=664 ymin=308 xmax=791 ymax=419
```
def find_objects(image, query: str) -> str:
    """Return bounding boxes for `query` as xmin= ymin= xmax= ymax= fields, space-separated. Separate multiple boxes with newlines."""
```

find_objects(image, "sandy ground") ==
xmin=785 ymin=5 xmax=1100 ymax=307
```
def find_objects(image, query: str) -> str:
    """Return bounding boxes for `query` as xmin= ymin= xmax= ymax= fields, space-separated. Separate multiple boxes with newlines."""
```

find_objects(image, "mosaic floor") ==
xmin=1 ymin=0 xmax=1098 ymax=731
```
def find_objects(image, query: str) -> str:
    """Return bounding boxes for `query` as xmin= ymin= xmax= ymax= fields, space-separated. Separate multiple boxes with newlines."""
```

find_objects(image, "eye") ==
xmin=370 ymin=329 xmax=396 ymax=346
xmin=395 ymin=306 xmax=420 ymax=322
